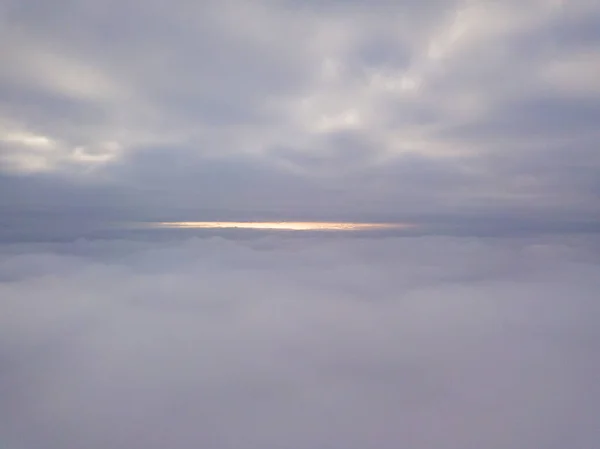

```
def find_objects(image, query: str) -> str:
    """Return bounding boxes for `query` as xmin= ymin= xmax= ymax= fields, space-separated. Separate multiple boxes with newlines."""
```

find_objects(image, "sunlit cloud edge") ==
xmin=137 ymin=221 xmax=417 ymax=231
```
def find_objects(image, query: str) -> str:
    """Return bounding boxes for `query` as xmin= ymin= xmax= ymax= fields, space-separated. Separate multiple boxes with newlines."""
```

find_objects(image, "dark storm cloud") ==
xmin=1 ymin=235 xmax=600 ymax=449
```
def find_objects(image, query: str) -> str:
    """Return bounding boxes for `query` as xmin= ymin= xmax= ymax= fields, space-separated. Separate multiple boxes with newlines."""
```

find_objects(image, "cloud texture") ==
xmin=2 ymin=234 xmax=600 ymax=449
xmin=2 ymin=1 xmax=600 ymax=447
xmin=1 ymin=0 xmax=600 ymax=227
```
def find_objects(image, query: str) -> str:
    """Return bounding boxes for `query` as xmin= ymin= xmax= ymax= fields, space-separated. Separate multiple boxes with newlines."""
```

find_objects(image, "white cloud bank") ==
xmin=1 ymin=234 xmax=599 ymax=449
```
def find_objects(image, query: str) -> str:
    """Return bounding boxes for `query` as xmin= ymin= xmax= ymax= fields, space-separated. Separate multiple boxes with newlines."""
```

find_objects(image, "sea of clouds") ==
xmin=1 ymin=233 xmax=599 ymax=449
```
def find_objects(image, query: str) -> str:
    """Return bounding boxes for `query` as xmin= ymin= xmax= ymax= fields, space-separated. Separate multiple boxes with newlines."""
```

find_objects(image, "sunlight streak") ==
xmin=148 ymin=222 xmax=415 ymax=231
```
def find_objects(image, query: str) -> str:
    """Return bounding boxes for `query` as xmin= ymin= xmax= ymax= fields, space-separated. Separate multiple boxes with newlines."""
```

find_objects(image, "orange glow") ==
xmin=149 ymin=221 xmax=415 ymax=231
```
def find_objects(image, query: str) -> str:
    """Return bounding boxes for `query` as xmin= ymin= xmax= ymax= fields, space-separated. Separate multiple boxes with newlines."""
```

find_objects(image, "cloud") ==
xmin=1 ymin=0 xmax=600 ymax=232
xmin=2 ymin=2 xmax=599 ymax=446
xmin=1 ymin=234 xmax=600 ymax=449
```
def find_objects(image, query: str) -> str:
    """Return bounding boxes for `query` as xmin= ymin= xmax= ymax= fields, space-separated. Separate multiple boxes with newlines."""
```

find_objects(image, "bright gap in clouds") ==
xmin=149 ymin=222 xmax=416 ymax=231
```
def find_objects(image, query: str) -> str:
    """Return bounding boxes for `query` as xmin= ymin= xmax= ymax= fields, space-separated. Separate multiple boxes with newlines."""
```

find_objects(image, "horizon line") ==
xmin=141 ymin=221 xmax=417 ymax=231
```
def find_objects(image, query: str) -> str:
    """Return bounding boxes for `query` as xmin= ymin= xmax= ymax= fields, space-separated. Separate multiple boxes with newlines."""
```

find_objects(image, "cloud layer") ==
xmin=2 ymin=234 xmax=600 ymax=449
xmin=2 ymin=3 xmax=599 ymax=446
xmin=1 ymin=0 xmax=600 ymax=228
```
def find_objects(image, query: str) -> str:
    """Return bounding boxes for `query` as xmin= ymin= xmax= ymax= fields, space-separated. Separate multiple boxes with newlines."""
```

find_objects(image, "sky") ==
xmin=1 ymin=1 xmax=600 ymax=448
xmin=1 ymin=0 xmax=599 ymax=233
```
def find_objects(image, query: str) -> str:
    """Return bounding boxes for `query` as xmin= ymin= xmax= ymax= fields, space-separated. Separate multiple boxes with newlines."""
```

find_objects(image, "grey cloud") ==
xmin=2 ymin=3 xmax=600 ymax=447
xmin=0 ymin=0 xmax=314 ymax=160
xmin=1 ymin=235 xmax=600 ymax=449
xmin=1 ymin=0 xmax=600 ymax=236
xmin=269 ymin=129 xmax=385 ymax=175
xmin=440 ymin=96 xmax=600 ymax=139
xmin=2 ymin=143 xmax=598 ymax=243
xmin=546 ymin=7 xmax=600 ymax=49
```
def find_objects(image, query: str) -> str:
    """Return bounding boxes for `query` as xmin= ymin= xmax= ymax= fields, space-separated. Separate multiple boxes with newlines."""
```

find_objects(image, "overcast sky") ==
xmin=2 ymin=2 xmax=600 ymax=448
xmin=1 ymin=0 xmax=599 ymax=233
